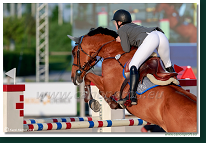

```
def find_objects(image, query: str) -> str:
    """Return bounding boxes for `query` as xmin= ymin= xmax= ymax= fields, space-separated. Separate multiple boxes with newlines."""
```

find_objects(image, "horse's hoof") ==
xmin=89 ymin=99 xmax=100 ymax=112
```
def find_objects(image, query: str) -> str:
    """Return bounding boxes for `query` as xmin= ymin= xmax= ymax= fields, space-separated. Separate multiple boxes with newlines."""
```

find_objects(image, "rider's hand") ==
xmin=116 ymin=36 xmax=121 ymax=42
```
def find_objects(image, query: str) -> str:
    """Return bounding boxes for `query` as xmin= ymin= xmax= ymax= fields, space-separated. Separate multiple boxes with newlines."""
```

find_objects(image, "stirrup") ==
xmin=130 ymin=97 xmax=137 ymax=105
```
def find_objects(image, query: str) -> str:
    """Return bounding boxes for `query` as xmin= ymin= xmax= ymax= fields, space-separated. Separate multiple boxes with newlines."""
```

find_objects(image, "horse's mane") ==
xmin=87 ymin=27 xmax=118 ymax=39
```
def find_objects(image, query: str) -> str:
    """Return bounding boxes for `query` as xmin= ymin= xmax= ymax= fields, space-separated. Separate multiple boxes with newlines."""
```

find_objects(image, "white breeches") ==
xmin=129 ymin=30 xmax=172 ymax=70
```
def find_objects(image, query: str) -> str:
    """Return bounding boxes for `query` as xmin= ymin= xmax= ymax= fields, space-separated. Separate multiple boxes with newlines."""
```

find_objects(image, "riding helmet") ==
xmin=112 ymin=9 xmax=132 ymax=24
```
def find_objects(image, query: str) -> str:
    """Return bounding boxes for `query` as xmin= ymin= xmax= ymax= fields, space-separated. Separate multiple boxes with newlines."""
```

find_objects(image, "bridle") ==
xmin=72 ymin=35 xmax=115 ymax=76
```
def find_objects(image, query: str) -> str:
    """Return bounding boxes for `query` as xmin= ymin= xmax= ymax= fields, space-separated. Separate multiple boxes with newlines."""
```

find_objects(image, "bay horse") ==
xmin=68 ymin=27 xmax=197 ymax=132
xmin=153 ymin=3 xmax=197 ymax=43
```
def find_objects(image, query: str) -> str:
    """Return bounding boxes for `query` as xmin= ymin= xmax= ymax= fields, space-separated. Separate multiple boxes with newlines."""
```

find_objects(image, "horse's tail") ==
xmin=169 ymin=84 xmax=197 ymax=102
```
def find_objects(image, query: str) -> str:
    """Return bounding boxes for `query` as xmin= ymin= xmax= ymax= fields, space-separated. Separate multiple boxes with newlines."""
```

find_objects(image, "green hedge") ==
xmin=3 ymin=50 xmax=72 ymax=76
xmin=3 ymin=50 xmax=35 ymax=76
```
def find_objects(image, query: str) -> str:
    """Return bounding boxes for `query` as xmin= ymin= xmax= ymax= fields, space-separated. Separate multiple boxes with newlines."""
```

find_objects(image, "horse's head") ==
xmin=68 ymin=35 xmax=95 ymax=85
xmin=68 ymin=27 xmax=118 ymax=85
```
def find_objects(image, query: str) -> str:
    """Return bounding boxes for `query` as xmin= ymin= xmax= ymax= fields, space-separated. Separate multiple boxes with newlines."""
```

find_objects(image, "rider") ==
xmin=112 ymin=9 xmax=176 ymax=105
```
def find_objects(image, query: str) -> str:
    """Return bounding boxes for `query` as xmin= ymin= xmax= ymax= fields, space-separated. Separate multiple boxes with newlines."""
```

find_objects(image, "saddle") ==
xmin=124 ymin=56 xmax=178 ymax=85
xmin=110 ymin=54 xmax=179 ymax=109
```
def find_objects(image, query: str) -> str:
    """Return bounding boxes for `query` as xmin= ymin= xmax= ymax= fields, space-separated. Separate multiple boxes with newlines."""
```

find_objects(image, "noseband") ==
xmin=72 ymin=36 xmax=114 ymax=75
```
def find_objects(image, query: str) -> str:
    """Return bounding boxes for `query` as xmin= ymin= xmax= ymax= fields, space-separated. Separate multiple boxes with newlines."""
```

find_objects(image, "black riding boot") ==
xmin=165 ymin=66 xmax=175 ymax=72
xmin=130 ymin=66 xmax=139 ymax=105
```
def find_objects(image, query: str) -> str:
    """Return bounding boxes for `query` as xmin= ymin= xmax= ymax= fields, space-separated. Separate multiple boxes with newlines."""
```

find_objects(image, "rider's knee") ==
xmin=130 ymin=65 xmax=138 ymax=74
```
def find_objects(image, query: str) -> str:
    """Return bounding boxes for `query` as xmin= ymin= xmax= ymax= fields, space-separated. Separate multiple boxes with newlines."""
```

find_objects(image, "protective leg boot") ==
xmin=165 ymin=66 xmax=175 ymax=72
xmin=130 ymin=66 xmax=139 ymax=105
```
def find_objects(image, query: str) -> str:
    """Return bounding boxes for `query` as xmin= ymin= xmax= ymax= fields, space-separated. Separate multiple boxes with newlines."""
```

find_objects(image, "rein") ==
xmin=104 ymin=53 xmax=127 ymax=68
xmin=104 ymin=48 xmax=137 ymax=68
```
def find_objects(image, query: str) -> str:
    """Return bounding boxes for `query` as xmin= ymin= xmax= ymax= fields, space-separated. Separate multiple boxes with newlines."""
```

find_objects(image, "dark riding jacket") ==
xmin=117 ymin=23 xmax=164 ymax=52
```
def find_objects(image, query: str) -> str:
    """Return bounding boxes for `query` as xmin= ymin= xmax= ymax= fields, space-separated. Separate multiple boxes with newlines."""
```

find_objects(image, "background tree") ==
xmin=3 ymin=4 xmax=73 ymax=76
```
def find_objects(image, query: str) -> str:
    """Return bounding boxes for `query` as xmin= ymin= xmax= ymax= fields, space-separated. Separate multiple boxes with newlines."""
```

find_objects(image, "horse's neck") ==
xmin=98 ymin=42 xmax=122 ymax=59
xmin=90 ymin=36 xmax=137 ymax=69
xmin=100 ymin=44 xmax=137 ymax=84
xmin=98 ymin=42 xmax=136 ymax=64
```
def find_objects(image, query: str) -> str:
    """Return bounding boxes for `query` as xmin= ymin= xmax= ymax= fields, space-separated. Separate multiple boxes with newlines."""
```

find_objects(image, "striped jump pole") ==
xmin=23 ymin=116 xmax=100 ymax=124
xmin=24 ymin=118 xmax=151 ymax=131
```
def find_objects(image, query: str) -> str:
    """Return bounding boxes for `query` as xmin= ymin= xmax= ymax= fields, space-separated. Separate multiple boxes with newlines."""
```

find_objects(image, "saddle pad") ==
xmin=134 ymin=76 xmax=158 ymax=95
xmin=122 ymin=66 xmax=158 ymax=95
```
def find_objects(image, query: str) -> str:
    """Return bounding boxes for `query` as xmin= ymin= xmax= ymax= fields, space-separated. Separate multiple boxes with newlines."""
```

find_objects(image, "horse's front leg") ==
xmin=84 ymin=72 xmax=104 ymax=102
xmin=84 ymin=72 xmax=122 ymax=111
xmin=84 ymin=73 xmax=104 ymax=112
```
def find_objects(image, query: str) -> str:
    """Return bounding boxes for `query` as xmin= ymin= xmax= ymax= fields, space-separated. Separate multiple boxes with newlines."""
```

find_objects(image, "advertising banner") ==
xmin=23 ymin=82 xmax=77 ymax=116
